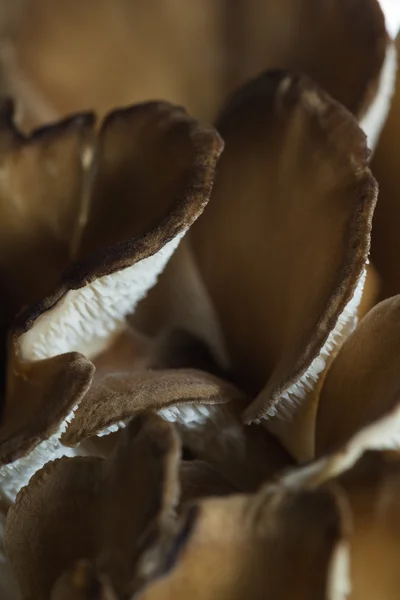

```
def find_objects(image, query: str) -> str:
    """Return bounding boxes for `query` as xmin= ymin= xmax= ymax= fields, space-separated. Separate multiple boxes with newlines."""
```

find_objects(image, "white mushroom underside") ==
xmin=159 ymin=403 xmax=214 ymax=426
xmin=0 ymin=402 xmax=80 ymax=503
xmin=19 ymin=231 xmax=186 ymax=362
xmin=96 ymin=403 xmax=215 ymax=438
xmin=1 ymin=231 xmax=187 ymax=502
xmin=0 ymin=404 xmax=216 ymax=502
xmin=98 ymin=267 xmax=368 ymax=433
xmin=267 ymin=267 xmax=367 ymax=420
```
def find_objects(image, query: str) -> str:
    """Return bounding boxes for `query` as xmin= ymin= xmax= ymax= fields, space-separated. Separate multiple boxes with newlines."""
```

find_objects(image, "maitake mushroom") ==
xmin=0 ymin=1 xmax=399 ymax=599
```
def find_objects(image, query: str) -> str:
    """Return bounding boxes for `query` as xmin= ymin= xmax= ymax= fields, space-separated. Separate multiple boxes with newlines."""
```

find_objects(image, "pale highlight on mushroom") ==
xmin=327 ymin=540 xmax=352 ymax=600
xmin=359 ymin=41 xmax=397 ymax=150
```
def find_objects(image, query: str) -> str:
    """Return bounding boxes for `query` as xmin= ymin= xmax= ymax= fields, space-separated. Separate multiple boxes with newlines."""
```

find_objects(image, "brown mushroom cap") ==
xmin=0 ymin=100 xmax=221 ymax=494
xmin=61 ymin=368 xmax=245 ymax=447
xmin=4 ymin=414 xmax=181 ymax=600
xmin=135 ymin=483 xmax=348 ymax=600
xmin=14 ymin=101 xmax=222 ymax=364
xmin=191 ymin=69 xmax=376 ymax=423
xmin=316 ymin=296 xmax=400 ymax=458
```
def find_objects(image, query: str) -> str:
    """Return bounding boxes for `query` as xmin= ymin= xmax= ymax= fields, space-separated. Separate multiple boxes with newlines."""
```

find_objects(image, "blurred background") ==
xmin=0 ymin=0 xmax=398 ymax=132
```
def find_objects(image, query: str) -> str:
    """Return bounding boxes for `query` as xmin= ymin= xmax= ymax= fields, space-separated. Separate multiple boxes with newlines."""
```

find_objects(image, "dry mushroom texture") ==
xmin=0 ymin=98 xmax=222 ymax=502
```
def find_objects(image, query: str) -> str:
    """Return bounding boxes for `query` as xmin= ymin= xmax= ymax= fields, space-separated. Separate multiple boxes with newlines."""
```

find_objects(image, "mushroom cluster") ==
xmin=0 ymin=1 xmax=400 ymax=599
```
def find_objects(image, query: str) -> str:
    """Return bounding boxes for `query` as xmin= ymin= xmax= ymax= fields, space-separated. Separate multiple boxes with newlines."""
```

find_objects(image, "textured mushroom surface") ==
xmin=0 ymin=353 xmax=94 ymax=501
xmin=15 ymin=102 xmax=222 ymax=364
xmin=191 ymin=69 xmax=376 ymax=423
xmin=61 ymin=368 xmax=245 ymax=446
xmin=316 ymin=296 xmax=400 ymax=457
xmin=4 ymin=414 xmax=181 ymax=600
xmin=0 ymin=99 xmax=222 ymax=501
xmin=0 ymin=2 xmax=399 ymax=599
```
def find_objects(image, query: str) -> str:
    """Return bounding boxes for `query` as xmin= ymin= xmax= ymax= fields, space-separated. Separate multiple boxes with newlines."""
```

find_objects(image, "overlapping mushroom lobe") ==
xmin=4 ymin=414 xmax=182 ymax=600
xmin=191 ymin=70 xmax=377 ymax=424
xmin=316 ymin=296 xmax=400 ymax=458
xmin=222 ymin=0 xmax=393 ymax=149
xmin=0 ymin=99 xmax=222 ymax=498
